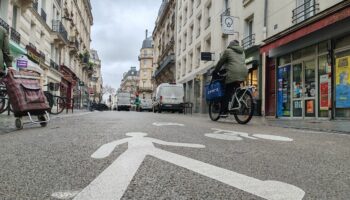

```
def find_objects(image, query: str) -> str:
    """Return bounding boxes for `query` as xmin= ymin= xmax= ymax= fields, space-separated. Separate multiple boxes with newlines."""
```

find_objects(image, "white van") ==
xmin=117 ymin=92 xmax=131 ymax=111
xmin=153 ymin=83 xmax=184 ymax=113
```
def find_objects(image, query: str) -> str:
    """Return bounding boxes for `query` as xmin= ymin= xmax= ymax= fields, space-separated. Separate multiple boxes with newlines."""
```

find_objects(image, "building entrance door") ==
xmin=292 ymin=60 xmax=316 ymax=118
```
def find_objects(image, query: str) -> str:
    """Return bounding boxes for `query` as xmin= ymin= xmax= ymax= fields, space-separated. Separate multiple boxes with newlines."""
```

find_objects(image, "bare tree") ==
xmin=101 ymin=85 xmax=116 ymax=103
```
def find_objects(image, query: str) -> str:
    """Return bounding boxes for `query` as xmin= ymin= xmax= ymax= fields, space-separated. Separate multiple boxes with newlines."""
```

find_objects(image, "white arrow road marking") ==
xmin=74 ymin=132 xmax=304 ymax=200
xmin=152 ymin=122 xmax=185 ymax=127
xmin=51 ymin=191 xmax=80 ymax=199
xmin=205 ymin=128 xmax=293 ymax=142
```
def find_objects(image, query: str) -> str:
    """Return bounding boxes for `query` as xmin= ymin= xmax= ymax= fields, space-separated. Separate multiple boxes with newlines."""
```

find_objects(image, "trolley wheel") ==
xmin=38 ymin=115 xmax=47 ymax=127
xmin=15 ymin=118 xmax=23 ymax=130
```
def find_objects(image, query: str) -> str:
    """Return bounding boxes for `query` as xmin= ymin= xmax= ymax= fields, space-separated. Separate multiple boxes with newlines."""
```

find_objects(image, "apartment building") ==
xmin=0 ymin=0 xmax=95 ymax=109
xmin=89 ymin=49 xmax=103 ymax=103
xmin=119 ymin=67 xmax=139 ymax=100
xmin=138 ymin=31 xmax=153 ymax=99
xmin=152 ymin=0 xmax=176 ymax=89
xmin=260 ymin=0 xmax=350 ymax=120
xmin=176 ymin=0 xmax=243 ymax=113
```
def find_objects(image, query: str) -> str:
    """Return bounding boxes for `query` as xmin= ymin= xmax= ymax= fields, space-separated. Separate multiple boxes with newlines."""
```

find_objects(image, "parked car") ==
xmin=90 ymin=103 xmax=109 ymax=111
xmin=153 ymin=83 xmax=184 ymax=113
xmin=140 ymin=99 xmax=153 ymax=112
xmin=117 ymin=92 xmax=131 ymax=111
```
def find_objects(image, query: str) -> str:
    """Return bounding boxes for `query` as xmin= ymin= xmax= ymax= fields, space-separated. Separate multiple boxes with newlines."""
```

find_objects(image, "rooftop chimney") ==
xmin=145 ymin=29 xmax=148 ymax=39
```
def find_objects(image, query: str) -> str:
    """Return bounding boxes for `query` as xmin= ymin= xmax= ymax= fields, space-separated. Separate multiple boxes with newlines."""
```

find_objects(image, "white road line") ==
xmin=152 ymin=122 xmax=185 ymax=127
xmin=51 ymin=191 xmax=80 ymax=199
xmin=73 ymin=132 xmax=304 ymax=200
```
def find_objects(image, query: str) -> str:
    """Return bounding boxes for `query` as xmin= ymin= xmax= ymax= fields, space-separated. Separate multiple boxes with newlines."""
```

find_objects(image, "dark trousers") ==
xmin=222 ymin=81 xmax=241 ymax=113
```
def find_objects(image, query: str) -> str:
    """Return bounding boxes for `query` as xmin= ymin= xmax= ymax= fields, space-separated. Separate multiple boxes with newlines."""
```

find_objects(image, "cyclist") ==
xmin=0 ymin=26 xmax=13 ymax=77
xmin=213 ymin=40 xmax=248 ymax=116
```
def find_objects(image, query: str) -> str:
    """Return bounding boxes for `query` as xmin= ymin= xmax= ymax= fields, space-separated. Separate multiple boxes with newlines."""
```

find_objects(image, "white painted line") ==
xmin=253 ymin=134 xmax=293 ymax=142
xmin=205 ymin=133 xmax=243 ymax=140
xmin=74 ymin=132 xmax=304 ymax=200
xmin=152 ymin=122 xmax=185 ymax=127
xmin=51 ymin=191 xmax=80 ymax=199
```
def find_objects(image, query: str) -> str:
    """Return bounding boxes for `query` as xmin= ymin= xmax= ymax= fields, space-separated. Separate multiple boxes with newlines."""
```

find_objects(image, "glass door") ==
xmin=304 ymin=60 xmax=316 ymax=117
xmin=292 ymin=60 xmax=316 ymax=118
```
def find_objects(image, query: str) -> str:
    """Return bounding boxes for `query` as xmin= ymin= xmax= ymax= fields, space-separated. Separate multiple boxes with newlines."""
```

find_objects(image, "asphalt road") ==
xmin=0 ymin=111 xmax=349 ymax=200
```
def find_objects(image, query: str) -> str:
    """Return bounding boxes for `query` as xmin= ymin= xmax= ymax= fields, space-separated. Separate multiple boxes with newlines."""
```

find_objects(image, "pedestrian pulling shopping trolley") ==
xmin=2 ymin=69 xmax=50 ymax=129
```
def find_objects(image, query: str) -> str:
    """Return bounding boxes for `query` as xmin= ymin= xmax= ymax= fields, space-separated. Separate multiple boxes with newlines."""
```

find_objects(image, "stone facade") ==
xmin=138 ymin=31 xmax=153 ymax=99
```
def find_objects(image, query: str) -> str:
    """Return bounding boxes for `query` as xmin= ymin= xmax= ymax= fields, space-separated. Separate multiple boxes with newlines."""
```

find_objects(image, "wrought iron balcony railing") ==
xmin=50 ymin=60 xmax=60 ymax=71
xmin=33 ymin=1 xmax=38 ymax=12
xmin=0 ymin=17 xmax=10 ymax=32
xmin=41 ymin=8 xmax=47 ymax=22
xmin=10 ymin=28 xmax=21 ymax=44
xmin=52 ymin=20 xmax=68 ymax=42
xmin=292 ymin=0 xmax=319 ymax=24
xmin=242 ymin=34 xmax=255 ymax=50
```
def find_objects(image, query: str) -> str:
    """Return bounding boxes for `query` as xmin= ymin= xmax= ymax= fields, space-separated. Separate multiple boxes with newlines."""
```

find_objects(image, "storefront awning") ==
xmin=9 ymin=41 xmax=26 ymax=55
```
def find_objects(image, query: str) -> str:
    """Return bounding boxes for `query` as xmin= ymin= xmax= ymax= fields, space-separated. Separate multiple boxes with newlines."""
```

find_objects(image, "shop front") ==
xmin=261 ymin=4 xmax=350 ymax=119
xmin=60 ymin=65 xmax=77 ymax=109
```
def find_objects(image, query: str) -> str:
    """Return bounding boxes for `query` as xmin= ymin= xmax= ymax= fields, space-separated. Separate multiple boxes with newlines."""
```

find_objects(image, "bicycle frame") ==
xmin=228 ymin=86 xmax=254 ymax=111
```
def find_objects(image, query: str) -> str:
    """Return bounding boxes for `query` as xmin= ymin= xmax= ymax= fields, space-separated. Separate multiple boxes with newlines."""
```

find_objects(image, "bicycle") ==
xmin=43 ymin=84 xmax=66 ymax=115
xmin=207 ymin=71 xmax=254 ymax=124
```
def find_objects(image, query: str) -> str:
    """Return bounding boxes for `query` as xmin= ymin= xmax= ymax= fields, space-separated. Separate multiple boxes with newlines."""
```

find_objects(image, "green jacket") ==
xmin=0 ymin=27 xmax=13 ymax=70
xmin=214 ymin=43 xmax=248 ymax=84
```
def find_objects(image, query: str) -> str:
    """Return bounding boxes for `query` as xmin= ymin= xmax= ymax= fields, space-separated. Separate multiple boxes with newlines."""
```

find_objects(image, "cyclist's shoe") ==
xmin=0 ymin=71 xmax=5 ymax=78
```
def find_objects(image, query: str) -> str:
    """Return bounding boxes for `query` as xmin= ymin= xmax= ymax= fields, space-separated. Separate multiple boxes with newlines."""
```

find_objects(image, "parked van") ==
xmin=153 ymin=83 xmax=184 ymax=113
xmin=117 ymin=92 xmax=131 ymax=111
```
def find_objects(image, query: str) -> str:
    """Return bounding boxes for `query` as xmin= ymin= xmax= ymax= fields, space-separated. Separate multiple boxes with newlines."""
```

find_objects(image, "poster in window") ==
xmin=335 ymin=56 xmax=350 ymax=108
xmin=320 ymin=74 xmax=329 ymax=110
xmin=306 ymin=100 xmax=314 ymax=114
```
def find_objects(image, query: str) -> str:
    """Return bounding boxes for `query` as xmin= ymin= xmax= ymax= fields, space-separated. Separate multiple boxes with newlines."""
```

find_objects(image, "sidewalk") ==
xmin=0 ymin=109 xmax=90 ymax=133
xmin=190 ymin=113 xmax=350 ymax=134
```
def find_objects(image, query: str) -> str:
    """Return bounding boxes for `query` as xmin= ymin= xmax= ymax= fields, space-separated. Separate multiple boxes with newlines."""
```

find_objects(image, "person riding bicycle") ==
xmin=213 ymin=40 xmax=248 ymax=115
xmin=0 ymin=26 xmax=13 ymax=78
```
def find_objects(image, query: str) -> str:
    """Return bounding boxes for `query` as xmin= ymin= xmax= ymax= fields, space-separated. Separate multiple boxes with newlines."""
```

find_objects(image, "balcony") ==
xmin=242 ymin=34 xmax=255 ymax=50
xmin=0 ymin=17 xmax=10 ymax=32
xmin=50 ymin=60 xmax=60 ymax=71
xmin=154 ymin=54 xmax=175 ymax=78
xmin=292 ymin=0 xmax=319 ymax=24
xmin=10 ymin=28 xmax=21 ymax=44
xmin=52 ymin=20 xmax=68 ymax=43
xmin=138 ymin=86 xmax=153 ymax=92
xmin=41 ymin=8 xmax=47 ymax=22
xmin=68 ymin=37 xmax=79 ymax=53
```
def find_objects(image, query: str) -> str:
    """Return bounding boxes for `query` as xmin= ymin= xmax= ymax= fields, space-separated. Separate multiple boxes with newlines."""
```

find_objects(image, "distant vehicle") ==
xmin=117 ymin=92 xmax=131 ymax=111
xmin=140 ymin=99 xmax=153 ymax=112
xmin=90 ymin=103 xmax=109 ymax=111
xmin=153 ymin=83 xmax=184 ymax=113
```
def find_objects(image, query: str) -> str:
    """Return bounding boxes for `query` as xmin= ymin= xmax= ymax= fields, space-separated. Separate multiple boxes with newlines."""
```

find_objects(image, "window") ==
xmin=183 ymin=33 xmax=187 ymax=50
xmin=188 ymin=52 xmax=193 ymax=73
xmin=196 ymin=15 xmax=201 ymax=38
xmin=189 ymin=0 xmax=194 ymax=17
xmin=205 ymin=2 xmax=212 ymax=29
xmin=189 ymin=24 xmax=194 ymax=44
xmin=195 ymin=45 xmax=201 ymax=68
xmin=293 ymin=0 xmax=316 ymax=24
xmin=205 ymin=37 xmax=211 ymax=52
xmin=184 ymin=6 xmax=188 ymax=25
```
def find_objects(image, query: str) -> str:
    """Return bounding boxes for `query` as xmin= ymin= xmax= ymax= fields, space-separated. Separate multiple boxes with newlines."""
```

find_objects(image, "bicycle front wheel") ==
xmin=233 ymin=90 xmax=254 ymax=124
xmin=50 ymin=96 xmax=65 ymax=115
xmin=209 ymin=101 xmax=221 ymax=121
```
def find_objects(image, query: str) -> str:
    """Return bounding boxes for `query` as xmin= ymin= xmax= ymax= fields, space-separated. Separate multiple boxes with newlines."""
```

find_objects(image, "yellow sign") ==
xmin=335 ymin=56 xmax=350 ymax=108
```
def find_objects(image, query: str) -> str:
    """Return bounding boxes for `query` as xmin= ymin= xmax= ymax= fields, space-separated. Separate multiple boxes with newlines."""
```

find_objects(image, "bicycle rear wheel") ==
xmin=0 ymin=97 xmax=5 ymax=114
xmin=233 ymin=90 xmax=254 ymax=124
xmin=209 ymin=101 xmax=222 ymax=121
xmin=0 ymin=94 xmax=11 ymax=114
xmin=50 ymin=96 xmax=65 ymax=115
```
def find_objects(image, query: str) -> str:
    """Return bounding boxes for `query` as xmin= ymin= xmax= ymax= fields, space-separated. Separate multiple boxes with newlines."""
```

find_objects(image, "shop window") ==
xmin=277 ymin=65 xmax=291 ymax=117
xmin=318 ymin=41 xmax=328 ymax=54
xmin=278 ymin=55 xmax=291 ymax=66
xmin=292 ymin=45 xmax=315 ymax=60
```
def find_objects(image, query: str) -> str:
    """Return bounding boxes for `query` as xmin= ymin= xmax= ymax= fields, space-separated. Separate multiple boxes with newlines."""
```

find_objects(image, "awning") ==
xmin=9 ymin=41 xmax=26 ymax=55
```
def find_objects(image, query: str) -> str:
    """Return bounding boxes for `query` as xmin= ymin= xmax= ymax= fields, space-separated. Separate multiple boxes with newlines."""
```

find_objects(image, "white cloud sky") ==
xmin=90 ymin=0 xmax=162 ymax=90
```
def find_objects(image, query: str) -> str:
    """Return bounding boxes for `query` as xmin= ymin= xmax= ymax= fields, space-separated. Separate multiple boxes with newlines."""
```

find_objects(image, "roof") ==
xmin=142 ymin=36 xmax=153 ymax=49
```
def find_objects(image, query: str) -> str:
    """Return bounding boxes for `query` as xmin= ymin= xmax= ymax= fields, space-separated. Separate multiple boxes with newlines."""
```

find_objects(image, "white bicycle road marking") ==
xmin=152 ymin=122 xmax=185 ymax=127
xmin=205 ymin=128 xmax=293 ymax=142
xmin=73 ymin=132 xmax=304 ymax=200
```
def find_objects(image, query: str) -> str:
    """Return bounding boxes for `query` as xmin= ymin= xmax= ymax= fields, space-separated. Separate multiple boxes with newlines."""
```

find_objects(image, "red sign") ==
xmin=320 ymin=75 xmax=329 ymax=110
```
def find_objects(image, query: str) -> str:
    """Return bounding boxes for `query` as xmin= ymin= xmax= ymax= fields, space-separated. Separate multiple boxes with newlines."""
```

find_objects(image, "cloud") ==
xmin=90 ymin=0 xmax=162 ymax=89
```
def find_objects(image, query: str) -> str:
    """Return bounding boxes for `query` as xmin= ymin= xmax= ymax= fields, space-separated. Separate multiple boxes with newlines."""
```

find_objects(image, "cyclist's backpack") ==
xmin=205 ymin=81 xmax=224 ymax=101
xmin=3 ymin=70 xmax=50 ymax=117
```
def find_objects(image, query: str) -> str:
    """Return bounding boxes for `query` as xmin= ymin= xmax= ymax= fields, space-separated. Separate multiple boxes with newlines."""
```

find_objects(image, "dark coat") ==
xmin=0 ymin=27 xmax=13 ymax=70
xmin=214 ymin=43 xmax=248 ymax=84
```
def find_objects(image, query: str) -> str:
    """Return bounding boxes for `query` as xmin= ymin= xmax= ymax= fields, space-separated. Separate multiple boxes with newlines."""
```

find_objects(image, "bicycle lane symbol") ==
xmin=205 ymin=128 xmax=294 ymax=142
xmin=72 ymin=132 xmax=304 ymax=200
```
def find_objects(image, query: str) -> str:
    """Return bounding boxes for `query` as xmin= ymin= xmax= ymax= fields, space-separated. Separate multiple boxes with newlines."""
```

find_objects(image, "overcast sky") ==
xmin=90 ymin=0 xmax=162 ymax=90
